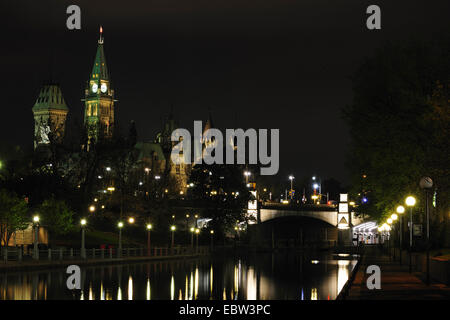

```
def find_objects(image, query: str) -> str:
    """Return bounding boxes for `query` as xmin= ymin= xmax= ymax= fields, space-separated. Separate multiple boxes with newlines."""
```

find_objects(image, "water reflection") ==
xmin=0 ymin=253 xmax=357 ymax=300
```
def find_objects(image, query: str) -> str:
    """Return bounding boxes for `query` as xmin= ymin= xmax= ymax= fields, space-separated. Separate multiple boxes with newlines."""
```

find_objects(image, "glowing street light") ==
xmin=288 ymin=175 xmax=294 ymax=200
xmin=33 ymin=215 xmax=40 ymax=260
xmin=146 ymin=224 xmax=152 ymax=256
xmin=128 ymin=217 xmax=135 ymax=224
xmin=89 ymin=205 xmax=96 ymax=213
xmin=244 ymin=171 xmax=251 ymax=183
xmin=117 ymin=221 xmax=124 ymax=258
xmin=396 ymin=205 xmax=405 ymax=265
xmin=170 ymin=225 xmax=176 ymax=248
xmin=387 ymin=218 xmax=393 ymax=224
xmin=81 ymin=219 xmax=87 ymax=259
xmin=210 ymin=230 xmax=214 ymax=249
xmin=405 ymin=196 xmax=416 ymax=273
xmin=391 ymin=213 xmax=398 ymax=221
xmin=195 ymin=228 xmax=200 ymax=253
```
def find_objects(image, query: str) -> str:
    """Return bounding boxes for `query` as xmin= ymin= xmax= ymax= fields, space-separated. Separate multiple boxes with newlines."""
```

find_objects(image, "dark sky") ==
xmin=1 ymin=0 xmax=449 ymax=184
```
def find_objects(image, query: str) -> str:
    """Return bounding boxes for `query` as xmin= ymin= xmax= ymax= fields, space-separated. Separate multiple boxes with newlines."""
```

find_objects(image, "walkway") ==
xmin=345 ymin=246 xmax=450 ymax=300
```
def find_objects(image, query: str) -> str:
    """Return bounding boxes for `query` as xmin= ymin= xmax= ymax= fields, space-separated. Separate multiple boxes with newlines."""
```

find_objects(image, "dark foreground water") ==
xmin=0 ymin=252 xmax=357 ymax=300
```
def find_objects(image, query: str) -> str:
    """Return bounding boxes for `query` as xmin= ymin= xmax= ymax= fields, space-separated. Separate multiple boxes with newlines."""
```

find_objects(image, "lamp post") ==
xmin=289 ymin=176 xmax=294 ymax=200
xmin=396 ymin=205 xmax=405 ymax=265
xmin=146 ymin=224 xmax=152 ymax=256
xmin=210 ymin=230 xmax=214 ymax=250
xmin=405 ymin=196 xmax=416 ymax=273
xmin=190 ymin=227 xmax=195 ymax=248
xmin=170 ymin=225 xmax=176 ymax=248
xmin=391 ymin=213 xmax=398 ymax=260
xmin=420 ymin=176 xmax=433 ymax=285
xmin=195 ymin=228 xmax=200 ymax=253
xmin=81 ymin=219 xmax=87 ymax=259
xmin=118 ymin=222 xmax=124 ymax=258
xmin=33 ymin=215 xmax=40 ymax=260
xmin=244 ymin=171 xmax=251 ymax=184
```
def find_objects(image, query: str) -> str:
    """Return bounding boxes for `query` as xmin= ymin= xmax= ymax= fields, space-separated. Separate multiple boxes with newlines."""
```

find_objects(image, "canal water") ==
xmin=0 ymin=252 xmax=357 ymax=300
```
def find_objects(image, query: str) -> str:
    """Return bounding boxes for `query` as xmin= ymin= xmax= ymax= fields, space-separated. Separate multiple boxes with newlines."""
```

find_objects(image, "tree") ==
xmin=189 ymin=163 xmax=251 ymax=234
xmin=343 ymin=40 xmax=449 ymax=245
xmin=0 ymin=189 xmax=29 ymax=247
xmin=38 ymin=198 xmax=74 ymax=236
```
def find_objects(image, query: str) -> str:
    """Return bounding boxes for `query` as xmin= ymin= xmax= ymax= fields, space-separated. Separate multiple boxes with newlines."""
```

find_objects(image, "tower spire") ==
xmin=99 ymin=26 xmax=104 ymax=44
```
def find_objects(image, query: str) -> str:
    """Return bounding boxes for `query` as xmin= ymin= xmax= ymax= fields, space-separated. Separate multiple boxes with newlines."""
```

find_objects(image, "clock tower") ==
xmin=84 ymin=26 xmax=115 ymax=146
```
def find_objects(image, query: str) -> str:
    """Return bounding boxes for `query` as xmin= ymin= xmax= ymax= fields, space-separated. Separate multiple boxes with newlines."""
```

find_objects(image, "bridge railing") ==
xmin=0 ymin=245 xmax=210 ymax=263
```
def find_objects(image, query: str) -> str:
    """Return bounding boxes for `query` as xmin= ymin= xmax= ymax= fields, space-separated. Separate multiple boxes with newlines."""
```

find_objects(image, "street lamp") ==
xmin=128 ymin=217 xmax=135 ymax=224
xmin=210 ymin=230 xmax=214 ymax=249
xmin=81 ymin=219 xmax=87 ymax=259
xmin=170 ymin=225 xmax=176 ymax=248
xmin=288 ymin=175 xmax=294 ymax=200
xmin=89 ymin=205 xmax=96 ymax=213
xmin=396 ymin=205 xmax=405 ymax=265
xmin=118 ymin=222 xmax=124 ymax=258
xmin=146 ymin=224 xmax=152 ymax=256
xmin=33 ymin=215 xmax=40 ymax=260
xmin=190 ymin=227 xmax=195 ymax=248
xmin=244 ymin=171 xmax=251 ymax=183
xmin=405 ymin=196 xmax=416 ymax=273
xmin=195 ymin=228 xmax=200 ymax=253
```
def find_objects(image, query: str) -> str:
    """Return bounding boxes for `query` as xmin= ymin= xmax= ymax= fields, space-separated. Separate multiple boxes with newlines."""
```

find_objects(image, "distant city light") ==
xmin=362 ymin=197 xmax=368 ymax=203
xmin=106 ymin=167 xmax=111 ymax=171
xmin=80 ymin=219 xmax=87 ymax=226
xmin=128 ymin=217 xmax=135 ymax=224
xmin=89 ymin=205 xmax=96 ymax=212
xmin=313 ymin=183 xmax=319 ymax=189
xmin=155 ymin=175 xmax=161 ymax=180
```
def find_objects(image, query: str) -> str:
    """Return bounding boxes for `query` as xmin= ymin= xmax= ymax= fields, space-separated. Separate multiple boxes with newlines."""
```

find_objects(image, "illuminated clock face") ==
xmin=101 ymin=83 xmax=107 ymax=93
xmin=92 ymin=83 xmax=98 ymax=93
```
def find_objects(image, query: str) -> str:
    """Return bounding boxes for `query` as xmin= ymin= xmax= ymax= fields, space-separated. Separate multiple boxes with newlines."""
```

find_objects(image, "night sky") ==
xmin=1 ymin=0 xmax=449 ymax=184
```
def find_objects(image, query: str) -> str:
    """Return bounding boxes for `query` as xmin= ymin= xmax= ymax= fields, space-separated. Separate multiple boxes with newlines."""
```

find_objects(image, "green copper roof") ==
xmin=32 ymin=84 xmax=68 ymax=112
xmin=90 ymin=41 xmax=109 ymax=82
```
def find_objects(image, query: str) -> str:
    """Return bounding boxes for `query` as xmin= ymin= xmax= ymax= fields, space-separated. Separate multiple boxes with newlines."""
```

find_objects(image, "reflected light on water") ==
xmin=89 ymin=283 xmax=94 ymax=300
xmin=170 ymin=276 xmax=175 ymax=300
xmin=100 ymin=282 xmax=105 ymax=300
xmin=194 ymin=267 xmax=199 ymax=300
xmin=117 ymin=286 xmax=122 ymax=300
xmin=185 ymin=276 xmax=188 ymax=300
xmin=311 ymin=288 xmax=318 ymax=300
xmin=189 ymin=273 xmax=194 ymax=300
xmin=146 ymin=278 xmax=151 ymax=300
xmin=337 ymin=260 xmax=350 ymax=294
xmin=128 ymin=276 xmax=133 ymax=300
xmin=210 ymin=264 xmax=213 ymax=296
xmin=246 ymin=267 xmax=257 ymax=300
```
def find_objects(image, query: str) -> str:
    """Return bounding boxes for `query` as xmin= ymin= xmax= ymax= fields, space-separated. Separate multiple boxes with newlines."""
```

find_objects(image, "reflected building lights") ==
xmin=89 ymin=283 xmax=94 ymax=300
xmin=171 ymin=276 xmax=175 ymax=300
xmin=128 ymin=276 xmax=133 ymax=300
xmin=185 ymin=276 xmax=188 ymax=300
xmin=100 ymin=282 xmax=105 ymax=300
xmin=117 ymin=286 xmax=122 ymax=300
xmin=189 ymin=273 xmax=194 ymax=300
xmin=210 ymin=264 xmax=213 ymax=296
xmin=194 ymin=267 xmax=199 ymax=300
xmin=337 ymin=260 xmax=350 ymax=295
xmin=146 ymin=278 xmax=151 ymax=300
xmin=311 ymin=288 xmax=318 ymax=300
xmin=246 ymin=267 xmax=257 ymax=300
